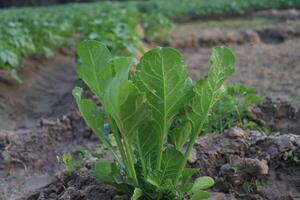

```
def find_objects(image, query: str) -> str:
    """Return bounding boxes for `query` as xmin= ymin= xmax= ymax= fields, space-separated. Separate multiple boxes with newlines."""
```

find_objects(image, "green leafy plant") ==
xmin=60 ymin=152 xmax=81 ymax=173
xmin=283 ymin=149 xmax=299 ymax=163
xmin=73 ymin=40 xmax=235 ymax=199
xmin=207 ymin=82 xmax=262 ymax=133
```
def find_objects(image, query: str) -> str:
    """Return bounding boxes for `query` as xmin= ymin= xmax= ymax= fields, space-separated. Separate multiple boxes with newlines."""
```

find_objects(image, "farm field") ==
xmin=0 ymin=1 xmax=300 ymax=200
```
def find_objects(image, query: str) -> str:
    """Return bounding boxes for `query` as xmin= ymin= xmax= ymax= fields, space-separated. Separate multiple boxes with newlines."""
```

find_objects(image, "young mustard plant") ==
xmin=73 ymin=40 xmax=235 ymax=200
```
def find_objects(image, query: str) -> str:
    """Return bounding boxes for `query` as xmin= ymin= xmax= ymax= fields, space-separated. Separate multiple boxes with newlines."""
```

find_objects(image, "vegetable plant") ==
xmin=73 ymin=40 xmax=235 ymax=200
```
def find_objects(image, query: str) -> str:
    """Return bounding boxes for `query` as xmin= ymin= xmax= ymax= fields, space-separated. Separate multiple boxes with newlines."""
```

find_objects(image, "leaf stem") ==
xmin=108 ymin=116 xmax=132 ymax=178
xmin=124 ymin=138 xmax=139 ymax=186
xmin=175 ymin=120 xmax=205 ymax=183
xmin=156 ymin=124 xmax=166 ymax=170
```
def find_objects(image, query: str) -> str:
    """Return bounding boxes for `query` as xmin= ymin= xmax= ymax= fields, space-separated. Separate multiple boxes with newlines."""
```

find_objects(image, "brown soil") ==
xmin=172 ymin=10 xmax=300 ymax=99
xmin=22 ymin=99 xmax=300 ymax=200
xmin=0 ymin=106 xmax=103 ymax=200
xmin=0 ymin=53 xmax=76 ymax=130
xmin=1 ymin=8 xmax=300 ymax=200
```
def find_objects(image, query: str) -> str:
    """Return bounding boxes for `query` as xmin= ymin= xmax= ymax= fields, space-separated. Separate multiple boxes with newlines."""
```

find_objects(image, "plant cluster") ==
xmin=73 ymin=40 xmax=235 ymax=199
xmin=141 ymin=0 xmax=300 ymax=20
xmin=0 ymin=2 xmax=146 ymax=81
xmin=206 ymin=83 xmax=262 ymax=133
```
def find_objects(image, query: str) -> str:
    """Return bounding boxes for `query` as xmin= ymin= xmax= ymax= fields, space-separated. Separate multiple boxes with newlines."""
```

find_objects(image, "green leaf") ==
xmin=191 ymin=176 xmax=215 ymax=193
xmin=187 ymin=46 xmax=235 ymax=136
xmin=131 ymin=188 xmax=143 ymax=200
xmin=179 ymin=183 xmax=193 ymax=193
xmin=161 ymin=147 xmax=184 ymax=185
xmin=136 ymin=122 xmax=159 ymax=175
xmin=170 ymin=122 xmax=192 ymax=151
xmin=10 ymin=69 xmax=22 ymax=84
xmin=190 ymin=190 xmax=210 ymax=200
xmin=182 ymin=167 xmax=199 ymax=185
xmin=93 ymin=160 xmax=133 ymax=193
xmin=72 ymin=86 xmax=120 ymax=164
xmin=135 ymin=47 xmax=192 ymax=169
xmin=146 ymin=171 xmax=161 ymax=188
xmin=77 ymin=40 xmax=112 ymax=100
xmin=102 ymin=66 xmax=148 ymax=144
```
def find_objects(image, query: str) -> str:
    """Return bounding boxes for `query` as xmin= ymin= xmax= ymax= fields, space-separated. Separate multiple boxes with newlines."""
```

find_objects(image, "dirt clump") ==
xmin=249 ymin=98 xmax=300 ymax=134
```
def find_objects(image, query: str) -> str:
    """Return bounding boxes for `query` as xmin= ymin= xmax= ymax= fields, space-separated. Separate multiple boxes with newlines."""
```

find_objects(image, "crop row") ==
xmin=1 ymin=0 xmax=299 ymax=81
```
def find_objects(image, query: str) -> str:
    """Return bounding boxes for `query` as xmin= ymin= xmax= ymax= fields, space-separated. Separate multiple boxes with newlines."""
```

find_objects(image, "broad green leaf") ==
xmin=179 ymin=183 xmax=193 ymax=193
xmin=103 ymin=74 xmax=148 ymax=144
xmin=72 ymin=86 xmax=120 ymax=163
xmin=146 ymin=171 xmax=161 ymax=187
xmin=131 ymin=188 xmax=143 ymax=200
xmin=191 ymin=176 xmax=215 ymax=193
xmin=182 ymin=167 xmax=199 ymax=185
xmin=187 ymin=46 xmax=235 ymax=136
xmin=161 ymin=147 xmax=184 ymax=184
xmin=77 ymin=40 xmax=112 ymax=100
xmin=93 ymin=160 xmax=133 ymax=193
xmin=136 ymin=47 xmax=192 ymax=133
xmin=135 ymin=47 xmax=192 ymax=169
xmin=170 ymin=122 xmax=192 ymax=151
xmin=190 ymin=190 xmax=210 ymax=200
xmin=136 ymin=122 xmax=159 ymax=175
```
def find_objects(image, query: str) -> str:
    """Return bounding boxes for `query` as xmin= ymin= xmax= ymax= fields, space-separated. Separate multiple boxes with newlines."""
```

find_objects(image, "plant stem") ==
xmin=175 ymin=121 xmax=205 ymax=183
xmin=108 ymin=116 xmax=132 ymax=178
xmin=156 ymin=124 xmax=167 ymax=170
xmin=136 ymin=134 xmax=147 ymax=176
xmin=124 ymin=138 xmax=139 ymax=186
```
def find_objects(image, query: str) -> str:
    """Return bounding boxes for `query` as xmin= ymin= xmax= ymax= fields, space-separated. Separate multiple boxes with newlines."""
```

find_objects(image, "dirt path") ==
xmin=0 ymin=53 xmax=76 ymax=130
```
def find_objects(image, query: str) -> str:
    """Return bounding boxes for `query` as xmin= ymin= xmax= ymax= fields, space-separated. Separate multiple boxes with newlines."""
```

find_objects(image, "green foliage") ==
xmin=141 ymin=0 xmax=300 ymax=20
xmin=142 ymin=13 xmax=173 ymax=43
xmin=73 ymin=40 xmax=235 ymax=199
xmin=60 ymin=152 xmax=80 ymax=173
xmin=283 ymin=150 xmax=299 ymax=163
xmin=206 ymin=83 xmax=262 ymax=133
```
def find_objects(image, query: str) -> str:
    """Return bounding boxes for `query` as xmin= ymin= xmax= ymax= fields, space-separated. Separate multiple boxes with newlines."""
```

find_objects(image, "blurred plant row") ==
xmin=1 ymin=0 xmax=299 ymax=81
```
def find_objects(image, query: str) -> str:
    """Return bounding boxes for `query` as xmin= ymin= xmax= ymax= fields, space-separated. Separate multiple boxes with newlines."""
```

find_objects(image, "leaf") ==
xmin=191 ymin=176 xmax=215 ymax=193
xmin=131 ymin=188 xmax=143 ymax=200
xmin=187 ymin=46 xmax=235 ymax=136
xmin=179 ymin=183 xmax=193 ymax=193
xmin=161 ymin=147 xmax=184 ymax=185
xmin=102 ymin=66 xmax=148 ymax=144
xmin=182 ymin=167 xmax=199 ymax=185
xmin=170 ymin=122 xmax=192 ymax=151
xmin=77 ymin=40 xmax=112 ymax=100
xmin=10 ymin=69 xmax=22 ymax=84
xmin=72 ymin=86 xmax=120 ymax=163
xmin=93 ymin=160 xmax=133 ymax=193
xmin=136 ymin=47 xmax=192 ymax=132
xmin=190 ymin=190 xmax=210 ymax=200
xmin=135 ymin=47 xmax=192 ymax=169
xmin=136 ymin=122 xmax=159 ymax=174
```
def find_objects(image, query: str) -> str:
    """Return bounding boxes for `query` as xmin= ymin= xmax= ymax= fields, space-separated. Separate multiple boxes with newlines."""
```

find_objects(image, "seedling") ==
xmin=283 ymin=150 xmax=299 ymax=163
xmin=73 ymin=40 xmax=235 ymax=199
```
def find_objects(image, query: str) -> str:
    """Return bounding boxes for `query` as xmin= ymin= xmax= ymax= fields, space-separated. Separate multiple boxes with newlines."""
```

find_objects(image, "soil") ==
xmin=172 ymin=9 xmax=300 ymax=99
xmin=0 ymin=52 xmax=76 ymax=130
xmin=1 ymin=8 xmax=300 ymax=200
xmin=22 ymin=99 xmax=300 ymax=200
